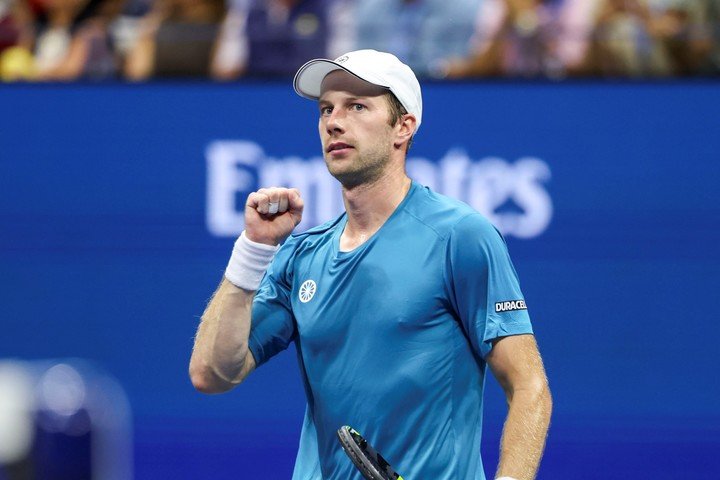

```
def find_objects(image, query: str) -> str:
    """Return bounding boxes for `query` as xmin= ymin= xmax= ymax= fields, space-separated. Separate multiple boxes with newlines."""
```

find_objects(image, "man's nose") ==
xmin=326 ymin=109 xmax=345 ymax=134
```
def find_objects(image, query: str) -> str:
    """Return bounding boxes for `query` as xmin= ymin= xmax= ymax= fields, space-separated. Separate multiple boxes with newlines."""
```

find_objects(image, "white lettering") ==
xmin=205 ymin=142 xmax=553 ymax=240
xmin=507 ymin=157 xmax=553 ymax=239
xmin=495 ymin=300 xmax=527 ymax=312
xmin=206 ymin=141 xmax=262 ymax=236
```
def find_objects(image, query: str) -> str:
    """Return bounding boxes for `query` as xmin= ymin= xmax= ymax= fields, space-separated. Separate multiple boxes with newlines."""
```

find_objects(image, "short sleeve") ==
xmin=248 ymin=239 xmax=298 ymax=367
xmin=444 ymin=214 xmax=533 ymax=359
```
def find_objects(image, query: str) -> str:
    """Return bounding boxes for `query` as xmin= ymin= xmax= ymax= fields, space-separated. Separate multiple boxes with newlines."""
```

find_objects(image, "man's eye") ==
xmin=320 ymin=107 xmax=332 ymax=116
xmin=351 ymin=104 xmax=365 ymax=111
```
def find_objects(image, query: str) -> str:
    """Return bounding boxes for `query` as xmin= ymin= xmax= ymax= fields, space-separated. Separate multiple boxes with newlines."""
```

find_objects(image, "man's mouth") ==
xmin=327 ymin=142 xmax=353 ymax=153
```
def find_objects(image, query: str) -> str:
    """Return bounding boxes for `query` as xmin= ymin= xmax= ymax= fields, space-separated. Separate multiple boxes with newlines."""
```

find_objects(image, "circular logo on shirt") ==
xmin=299 ymin=280 xmax=317 ymax=303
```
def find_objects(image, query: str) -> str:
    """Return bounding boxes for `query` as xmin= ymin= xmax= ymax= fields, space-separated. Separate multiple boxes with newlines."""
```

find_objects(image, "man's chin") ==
xmin=328 ymin=169 xmax=363 ymax=189
xmin=329 ymin=166 xmax=386 ymax=190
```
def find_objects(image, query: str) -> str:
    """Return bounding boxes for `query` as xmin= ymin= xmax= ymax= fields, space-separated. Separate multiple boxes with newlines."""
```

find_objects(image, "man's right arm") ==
xmin=189 ymin=187 xmax=304 ymax=394
xmin=189 ymin=279 xmax=257 ymax=393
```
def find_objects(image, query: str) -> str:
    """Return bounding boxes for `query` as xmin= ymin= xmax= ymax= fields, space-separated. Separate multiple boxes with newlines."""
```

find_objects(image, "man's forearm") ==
xmin=189 ymin=279 xmax=255 ymax=392
xmin=495 ymin=383 xmax=552 ymax=480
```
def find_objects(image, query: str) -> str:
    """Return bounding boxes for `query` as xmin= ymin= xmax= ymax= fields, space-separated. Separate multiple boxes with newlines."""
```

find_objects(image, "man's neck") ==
xmin=339 ymin=165 xmax=411 ymax=252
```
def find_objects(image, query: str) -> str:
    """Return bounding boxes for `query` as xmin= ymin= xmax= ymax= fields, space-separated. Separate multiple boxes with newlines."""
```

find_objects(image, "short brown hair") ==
xmin=385 ymin=92 xmax=413 ymax=151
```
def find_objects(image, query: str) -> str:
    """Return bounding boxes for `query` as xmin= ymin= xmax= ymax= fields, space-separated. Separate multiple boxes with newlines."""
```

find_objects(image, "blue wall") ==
xmin=1 ymin=81 xmax=719 ymax=479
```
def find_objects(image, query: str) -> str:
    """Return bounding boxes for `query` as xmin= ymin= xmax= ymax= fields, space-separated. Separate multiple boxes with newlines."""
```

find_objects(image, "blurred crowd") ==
xmin=0 ymin=0 xmax=718 ymax=82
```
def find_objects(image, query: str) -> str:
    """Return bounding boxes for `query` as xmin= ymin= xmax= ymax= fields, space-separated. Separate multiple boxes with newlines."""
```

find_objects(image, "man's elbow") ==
xmin=540 ymin=382 xmax=553 ymax=414
xmin=515 ymin=376 xmax=552 ymax=411
xmin=532 ymin=378 xmax=553 ymax=419
xmin=189 ymin=364 xmax=236 ymax=394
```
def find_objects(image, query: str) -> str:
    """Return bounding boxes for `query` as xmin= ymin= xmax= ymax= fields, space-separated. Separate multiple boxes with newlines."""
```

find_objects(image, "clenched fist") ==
xmin=245 ymin=187 xmax=304 ymax=246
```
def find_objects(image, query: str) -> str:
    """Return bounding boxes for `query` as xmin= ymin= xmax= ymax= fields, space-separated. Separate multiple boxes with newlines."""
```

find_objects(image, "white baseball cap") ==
xmin=293 ymin=49 xmax=423 ymax=132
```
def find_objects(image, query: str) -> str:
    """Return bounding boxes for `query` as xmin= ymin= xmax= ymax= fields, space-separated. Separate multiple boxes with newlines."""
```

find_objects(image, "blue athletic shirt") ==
xmin=249 ymin=181 xmax=533 ymax=479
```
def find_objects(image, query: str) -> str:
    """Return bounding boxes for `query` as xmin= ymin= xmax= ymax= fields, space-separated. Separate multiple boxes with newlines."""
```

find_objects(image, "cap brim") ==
xmin=293 ymin=59 xmax=345 ymax=100
xmin=294 ymin=59 xmax=391 ymax=100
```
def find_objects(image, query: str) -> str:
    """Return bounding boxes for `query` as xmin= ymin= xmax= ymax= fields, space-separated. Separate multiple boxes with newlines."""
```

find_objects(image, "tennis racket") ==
xmin=336 ymin=425 xmax=404 ymax=480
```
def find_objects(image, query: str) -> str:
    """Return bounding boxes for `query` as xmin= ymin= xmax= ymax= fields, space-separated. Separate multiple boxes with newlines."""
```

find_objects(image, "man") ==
xmin=190 ymin=49 xmax=552 ymax=479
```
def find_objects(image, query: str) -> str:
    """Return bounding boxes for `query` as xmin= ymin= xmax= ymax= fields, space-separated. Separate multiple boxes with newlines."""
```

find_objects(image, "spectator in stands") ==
xmin=108 ymin=0 xmax=151 ymax=63
xmin=441 ymin=0 xmax=598 ymax=78
xmin=648 ymin=0 xmax=717 ymax=75
xmin=0 ymin=0 xmax=35 ymax=80
xmin=125 ymin=0 xmax=225 ymax=80
xmin=211 ymin=0 xmax=328 ymax=80
xmin=35 ymin=0 xmax=125 ymax=80
xmin=3 ymin=0 xmax=718 ymax=81
xmin=591 ymin=0 xmax=664 ymax=76
xmin=588 ymin=0 xmax=713 ymax=77
xmin=336 ymin=0 xmax=481 ymax=78
xmin=702 ymin=0 xmax=720 ymax=73
xmin=29 ymin=0 xmax=88 ymax=77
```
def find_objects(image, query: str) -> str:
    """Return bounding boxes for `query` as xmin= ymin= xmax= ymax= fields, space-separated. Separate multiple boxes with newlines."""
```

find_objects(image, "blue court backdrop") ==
xmin=1 ymin=80 xmax=719 ymax=479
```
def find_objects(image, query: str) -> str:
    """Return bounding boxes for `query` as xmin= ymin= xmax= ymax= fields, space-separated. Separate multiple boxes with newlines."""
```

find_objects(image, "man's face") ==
xmin=318 ymin=70 xmax=396 ymax=188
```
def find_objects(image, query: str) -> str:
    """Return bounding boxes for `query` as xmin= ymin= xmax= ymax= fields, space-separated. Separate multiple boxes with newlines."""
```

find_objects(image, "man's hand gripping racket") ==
xmin=337 ymin=426 xmax=404 ymax=480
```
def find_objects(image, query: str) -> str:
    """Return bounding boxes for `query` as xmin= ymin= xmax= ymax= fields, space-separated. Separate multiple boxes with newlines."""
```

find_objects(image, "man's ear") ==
xmin=394 ymin=114 xmax=416 ymax=150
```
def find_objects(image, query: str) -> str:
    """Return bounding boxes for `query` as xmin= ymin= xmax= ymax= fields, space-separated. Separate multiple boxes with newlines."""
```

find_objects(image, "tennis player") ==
xmin=190 ymin=49 xmax=552 ymax=480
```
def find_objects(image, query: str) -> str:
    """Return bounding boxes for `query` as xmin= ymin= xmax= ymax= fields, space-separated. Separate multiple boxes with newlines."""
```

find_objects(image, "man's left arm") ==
xmin=486 ymin=334 xmax=552 ymax=480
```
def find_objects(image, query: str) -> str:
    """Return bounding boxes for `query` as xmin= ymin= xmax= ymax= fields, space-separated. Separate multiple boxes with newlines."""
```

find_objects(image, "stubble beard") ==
xmin=326 ymin=142 xmax=393 ymax=190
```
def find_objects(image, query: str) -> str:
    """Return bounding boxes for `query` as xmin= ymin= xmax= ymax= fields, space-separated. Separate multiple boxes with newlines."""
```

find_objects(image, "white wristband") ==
xmin=224 ymin=231 xmax=280 ymax=291
xmin=495 ymin=477 xmax=518 ymax=480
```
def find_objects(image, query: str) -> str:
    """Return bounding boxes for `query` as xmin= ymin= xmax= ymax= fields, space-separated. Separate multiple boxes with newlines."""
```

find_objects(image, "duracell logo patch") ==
xmin=495 ymin=300 xmax=527 ymax=313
